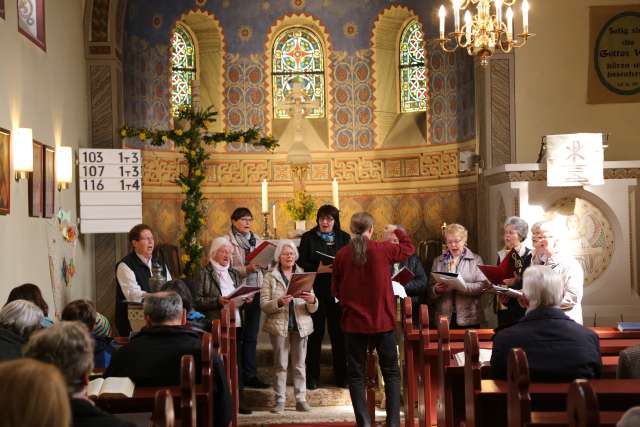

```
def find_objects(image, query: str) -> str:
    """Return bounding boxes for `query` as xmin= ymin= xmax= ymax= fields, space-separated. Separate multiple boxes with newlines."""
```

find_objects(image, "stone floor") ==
xmin=239 ymin=405 xmax=391 ymax=426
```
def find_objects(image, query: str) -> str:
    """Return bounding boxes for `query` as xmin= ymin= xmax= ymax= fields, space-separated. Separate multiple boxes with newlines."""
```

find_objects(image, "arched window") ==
xmin=399 ymin=20 xmax=427 ymax=113
xmin=272 ymin=27 xmax=325 ymax=119
xmin=170 ymin=24 xmax=196 ymax=115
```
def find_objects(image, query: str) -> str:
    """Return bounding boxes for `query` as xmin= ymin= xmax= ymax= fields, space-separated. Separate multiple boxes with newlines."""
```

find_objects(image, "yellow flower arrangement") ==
xmin=175 ymin=129 xmax=183 ymax=136
xmin=138 ymin=132 xmax=146 ymax=141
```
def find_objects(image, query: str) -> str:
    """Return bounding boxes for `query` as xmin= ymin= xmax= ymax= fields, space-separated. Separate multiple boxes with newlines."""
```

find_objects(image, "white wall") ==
xmin=0 ymin=2 xmax=94 ymax=312
xmin=515 ymin=0 xmax=639 ymax=162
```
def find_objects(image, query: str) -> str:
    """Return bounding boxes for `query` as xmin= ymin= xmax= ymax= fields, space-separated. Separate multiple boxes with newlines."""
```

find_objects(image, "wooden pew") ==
xmin=152 ymin=389 xmax=175 ymax=427
xmin=507 ymin=350 xmax=625 ymax=427
xmin=402 ymin=298 xmax=420 ymax=427
xmin=220 ymin=301 xmax=238 ymax=427
xmin=464 ymin=331 xmax=640 ymax=427
xmin=181 ymin=355 xmax=197 ymax=427
xmin=95 ymin=332 xmax=213 ymax=427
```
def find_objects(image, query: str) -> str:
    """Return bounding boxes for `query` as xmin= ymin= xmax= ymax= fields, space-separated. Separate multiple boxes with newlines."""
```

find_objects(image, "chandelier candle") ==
xmin=436 ymin=0 xmax=534 ymax=65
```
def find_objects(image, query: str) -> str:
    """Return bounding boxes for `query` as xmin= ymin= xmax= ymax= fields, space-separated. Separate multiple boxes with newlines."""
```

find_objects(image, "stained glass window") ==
xmin=400 ymin=20 xmax=428 ymax=113
xmin=170 ymin=24 xmax=196 ymax=115
xmin=272 ymin=27 xmax=325 ymax=119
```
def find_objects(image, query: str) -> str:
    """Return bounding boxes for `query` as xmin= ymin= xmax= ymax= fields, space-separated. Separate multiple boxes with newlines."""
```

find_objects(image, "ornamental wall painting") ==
xmin=28 ymin=141 xmax=43 ymax=217
xmin=18 ymin=0 xmax=46 ymax=50
xmin=0 ymin=128 xmax=10 ymax=215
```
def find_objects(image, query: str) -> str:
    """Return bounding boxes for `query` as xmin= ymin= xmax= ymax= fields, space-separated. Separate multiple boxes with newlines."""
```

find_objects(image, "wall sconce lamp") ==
xmin=12 ymin=128 xmax=33 ymax=181
xmin=56 ymin=146 xmax=73 ymax=191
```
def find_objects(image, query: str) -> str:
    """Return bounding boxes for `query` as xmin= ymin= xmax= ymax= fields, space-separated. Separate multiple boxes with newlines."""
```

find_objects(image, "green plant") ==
xmin=285 ymin=191 xmax=316 ymax=221
xmin=119 ymin=105 xmax=277 ymax=278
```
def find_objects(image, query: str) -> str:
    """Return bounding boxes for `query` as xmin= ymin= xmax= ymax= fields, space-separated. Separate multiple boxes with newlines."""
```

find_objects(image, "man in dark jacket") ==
xmin=0 ymin=300 xmax=43 ymax=361
xmin=491 ymin=265 xmax=601 ymax=381
xmin=384 ymin=225 xmax=427 ymax=326
xmin=24 ymin=321 xmax=134 ymax=427
xmin=298 ymin=204 xmax=351 ymax=389
xmin=105 ymin=291 xmax=202 ymax=386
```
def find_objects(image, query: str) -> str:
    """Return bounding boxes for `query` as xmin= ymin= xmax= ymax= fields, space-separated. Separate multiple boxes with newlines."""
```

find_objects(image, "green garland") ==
xmin=120 ymin=105 xmax=278 ymax=278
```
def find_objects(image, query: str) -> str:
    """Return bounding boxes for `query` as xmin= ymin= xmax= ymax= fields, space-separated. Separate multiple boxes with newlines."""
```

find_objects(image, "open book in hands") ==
xmin=392 ymin=267 xmax=415 ymax=286
xmin=88 ymin=377 xmax=135 ymax=399
xmin=245 ymin=241 xmax=277 ymax=268
xmin=286 ymin=272 xmax=316 ymax=297
xmin=478 ymin=248 xmax=524 ymax=285
xmin=226 ymin=285 xmax=260 ymax=303
xmin=485 ymin=284 xmax=523 ymax=299
xmin=430 ymin=271 xmax=466 ymax=292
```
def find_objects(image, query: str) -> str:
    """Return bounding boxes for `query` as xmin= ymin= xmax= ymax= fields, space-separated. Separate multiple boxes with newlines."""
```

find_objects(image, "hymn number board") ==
xmin=79 ymin=149 xmax=143 ymax=234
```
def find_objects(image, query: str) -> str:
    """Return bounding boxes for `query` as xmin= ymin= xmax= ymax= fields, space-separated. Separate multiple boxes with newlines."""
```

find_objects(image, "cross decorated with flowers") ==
xmin=120 ymin=105 xmax=278 ymax=277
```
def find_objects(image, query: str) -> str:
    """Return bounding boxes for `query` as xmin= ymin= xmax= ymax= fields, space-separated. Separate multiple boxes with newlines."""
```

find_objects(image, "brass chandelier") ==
xmin=437 ymin=0 xmax=534 ymax=65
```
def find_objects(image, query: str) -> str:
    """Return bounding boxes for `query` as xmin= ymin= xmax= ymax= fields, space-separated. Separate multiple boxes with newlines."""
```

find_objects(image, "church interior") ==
xmin=1 ymin=0 xmax=640 ymax=426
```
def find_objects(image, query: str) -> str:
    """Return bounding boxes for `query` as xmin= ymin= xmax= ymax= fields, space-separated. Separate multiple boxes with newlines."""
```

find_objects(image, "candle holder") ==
xmin=262 ymin=212 xmax=271 ymax=240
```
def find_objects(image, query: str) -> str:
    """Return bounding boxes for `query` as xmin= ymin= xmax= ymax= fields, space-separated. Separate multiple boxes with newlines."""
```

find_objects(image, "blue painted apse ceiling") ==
xmin=123 ymin=0 xmax=476 ymax=150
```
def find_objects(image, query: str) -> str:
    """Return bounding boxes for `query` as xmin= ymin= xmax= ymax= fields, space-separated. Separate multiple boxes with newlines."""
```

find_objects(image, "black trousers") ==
xmin=306 ymin=294 xmax=346 ymax=385
xmin=345 ymin=331 xmax=400 ymax=427
xmin=241 ymin=295 xmax=261 ymax=380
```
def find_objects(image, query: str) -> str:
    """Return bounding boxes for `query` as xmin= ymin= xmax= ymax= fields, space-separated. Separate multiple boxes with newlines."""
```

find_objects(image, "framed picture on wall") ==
xmin=28 ymin=141 xmax=44 ymax=217
xmin=43 ymin=145 xmax=55 ymax=218
xmin=0 ymin=128 xmax=10 ymax=215
xmin=17 ymin=0 xmax=46 ymax=50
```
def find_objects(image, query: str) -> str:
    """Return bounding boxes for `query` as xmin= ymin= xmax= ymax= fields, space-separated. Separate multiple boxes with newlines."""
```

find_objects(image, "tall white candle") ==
xmin=506 ymin=7 xmax=513 ymax=40
xmin=464 ymin=10 xmax=472 ymax=41
xmin=332 ymin=178 xmax=340 ymax=210
xmin=439 ymin=5 xmax=446 ymax=39
xmin=453 ymin=0 xmax=461 ymax=32
xmin=261 ymin=179 xmax=268 ymax=213
xmin=495 ymin=0 xmax=503 ymax=27
xmin=522 ymin=0 xmax=529 ymax=34
xmin=272 ymin=203 xmax=277 ymax=228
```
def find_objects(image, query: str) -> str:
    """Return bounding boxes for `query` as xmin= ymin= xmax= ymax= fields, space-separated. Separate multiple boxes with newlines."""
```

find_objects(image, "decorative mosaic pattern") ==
xmin=400 ymin=20 xmax=427 ymax=113
xmin=547 ymin=197 xmax=615 ymax=286
xmin=170 ymin=25 xmax=196 ymax=115
xmin=427 ymin=39 xmax=475 ymax=144
xmin=224 ymin=53 xmax=268 ymax=152
xmin=331 ymin=50 xmax=374 ymax=150
xmin=123 ymin=36 xmax=171 ymax=130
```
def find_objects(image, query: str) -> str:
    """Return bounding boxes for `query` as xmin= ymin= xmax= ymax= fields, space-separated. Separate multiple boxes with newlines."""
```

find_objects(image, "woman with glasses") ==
xmin=429 ymin=223 xmax=488 ymax=329
xmin=298 ymin=204 xmax=350 ymax=389
xmin=260 ymin=240 xmax=318 ymax=413
xmin=227 ymin=207 xmax=270 ymax=389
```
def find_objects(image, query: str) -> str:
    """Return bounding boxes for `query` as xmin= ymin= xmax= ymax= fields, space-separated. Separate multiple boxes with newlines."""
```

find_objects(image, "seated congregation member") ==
xmin=531 ymin=219 xmax=584 ymax=324
xmin=333 ymin=214 xmax=415 ymax=427
xmin=491 ymin=265 xmax=601 ymax=381
xmin=105 ymin=291 xmax=202 ymax=386
xmin=299 ymin=204 xmax=351 ymax=389
xmin=617 ymin=344 xmax=640 ymax=379
xmin=429 ymin=223 xmax=488 ymax=329
xmin=61 ymin=299 xmax=116 ymax=369
xmin=5 ymin=282 xmax=54 ymax=327
xmin=496 ymin=216 xmax=533 ymax=327
xmin=161 ymin=279 xmax=210 ymax=332
xmin=261 ymin=240 xmax=318 ymax=413
xmin=618 ymin=407 xmax=640 ymax=427
xmin=195 ymin=236 xmax=253 ymax=414
xmin=0 ymin=358 xmax=71 ymax=427
xmin=115 ymin=223 xmax=171 ymax=336
xmin=24 ymin=322 xmax=134 ymax=427
xmin=93 ymin=312 xmax=113 ymax=338
xmin=0 ymin=300 xmax=43 ymax=361
xmin=227 ymin=207 xmax=269 ymax=389
xmin=383 ymin=225 xmax=427 ymax=326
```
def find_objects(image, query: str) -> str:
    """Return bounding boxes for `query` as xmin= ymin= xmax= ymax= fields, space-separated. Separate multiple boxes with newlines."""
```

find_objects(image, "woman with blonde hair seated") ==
xmin=429 ymin=223 xmax=487 ymax=328
xmin=261 ymin=240 xmax=318 ymax=414
xmin=0 ymin=358 xmax=71 ymax=427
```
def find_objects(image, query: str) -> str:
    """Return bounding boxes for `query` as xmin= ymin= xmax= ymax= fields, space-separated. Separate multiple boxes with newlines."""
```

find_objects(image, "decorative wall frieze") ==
xmin=141 ymin=141 xmax=477 ymax=191
xmin=484 ymin=167 xmax=640 ymax=187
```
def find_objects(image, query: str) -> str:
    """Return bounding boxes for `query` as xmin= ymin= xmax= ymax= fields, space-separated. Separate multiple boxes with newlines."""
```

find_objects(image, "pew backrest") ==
xmin=152 ymin=389 xmax=175 ymax=427
xmin=181 ymin=355 xmax=196 ymax=427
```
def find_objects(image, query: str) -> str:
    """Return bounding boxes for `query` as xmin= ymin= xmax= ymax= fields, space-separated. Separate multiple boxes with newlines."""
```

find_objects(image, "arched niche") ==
xmin=173 ymin=9 xmax=226 ymax=132
xmin=371 ymin=5 xmax=429 ymax=148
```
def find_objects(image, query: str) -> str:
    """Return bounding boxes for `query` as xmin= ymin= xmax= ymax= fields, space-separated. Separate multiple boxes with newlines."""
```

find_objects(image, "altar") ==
xmin=482 ymin=161 xmax=640 ymax=326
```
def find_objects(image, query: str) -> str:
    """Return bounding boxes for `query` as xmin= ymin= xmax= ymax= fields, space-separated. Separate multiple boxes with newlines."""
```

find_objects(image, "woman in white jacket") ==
xmin=261 ymin=240 xmax=318 ymax=414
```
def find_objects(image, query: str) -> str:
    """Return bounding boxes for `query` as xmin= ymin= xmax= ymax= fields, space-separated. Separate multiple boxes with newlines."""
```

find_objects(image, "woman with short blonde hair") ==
xmin=0 ymin=358 xmax=71 ymax=427
xmin=429 ymin=223 xmax=487 ymax=328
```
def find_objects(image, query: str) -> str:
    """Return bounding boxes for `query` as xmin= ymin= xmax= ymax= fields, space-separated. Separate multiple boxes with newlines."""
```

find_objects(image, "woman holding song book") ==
xmin=261 ymin=240 xmax=318 ymax=414
xmin=429 ymin=223 xmax=488 ymax=329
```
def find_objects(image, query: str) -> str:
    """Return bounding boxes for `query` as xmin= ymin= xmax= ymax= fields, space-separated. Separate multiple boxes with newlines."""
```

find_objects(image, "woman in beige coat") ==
xmin=261 ymin=240 xmax=318 ymax=414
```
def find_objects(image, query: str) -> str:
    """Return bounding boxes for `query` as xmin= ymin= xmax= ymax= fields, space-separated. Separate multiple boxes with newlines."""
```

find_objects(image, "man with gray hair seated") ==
xmin=617 ymin=407 xmax=640 ymax=427
xmin=490 ymin=265 xmax=601 ymax=381
xmin=0 ymin=300 xmax=43 ymax=361
xmin=24 ymin=321 xmax=134 ymax=427
xmin=105 ymin=291 xmax=202 ymax=386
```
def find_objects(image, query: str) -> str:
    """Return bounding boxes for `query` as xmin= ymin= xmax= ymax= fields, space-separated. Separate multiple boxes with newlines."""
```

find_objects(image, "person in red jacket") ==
xmin=332 ymin=212 xmax=414 ymax=427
